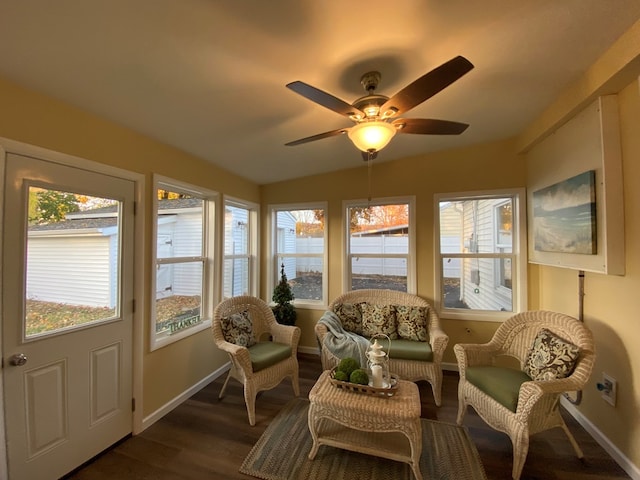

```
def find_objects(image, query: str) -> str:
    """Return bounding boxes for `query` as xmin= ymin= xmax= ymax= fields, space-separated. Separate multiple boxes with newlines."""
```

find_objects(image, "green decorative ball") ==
xmin=349 ymin=368 xmax=369 ymax=385
xmin=333 ymin=370 xmax=348 ymax=382
xmin=336 ymin=357 xmax=360 ymax=377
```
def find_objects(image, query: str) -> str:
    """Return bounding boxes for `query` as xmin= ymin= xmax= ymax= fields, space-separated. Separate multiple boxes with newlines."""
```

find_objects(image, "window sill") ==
xmin=438 ymin=309 xmax=513 ymax=323
xmin=149 ymin=318 xmax=212 ymax=351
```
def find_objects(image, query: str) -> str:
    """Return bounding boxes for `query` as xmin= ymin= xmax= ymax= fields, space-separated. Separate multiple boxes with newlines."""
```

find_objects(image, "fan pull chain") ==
xmin=367 ymin=151 xmax=374 ymax=204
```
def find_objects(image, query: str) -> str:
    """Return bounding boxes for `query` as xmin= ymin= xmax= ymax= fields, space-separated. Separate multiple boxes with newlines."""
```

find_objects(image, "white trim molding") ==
xmin=561 ymin=397 xmax=640 ymax=480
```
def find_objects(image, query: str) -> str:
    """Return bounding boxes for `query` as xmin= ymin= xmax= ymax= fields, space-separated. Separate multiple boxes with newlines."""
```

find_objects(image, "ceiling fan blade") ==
xmin=285 ymin=128 xmax=348 ymax=146
xmin=392 ymin=118 xmax=469 ymax=135
xmin=381 ymin=56 xmax=474 ymax=116
xmin=287 ymin=81 xmax=365 ymax=119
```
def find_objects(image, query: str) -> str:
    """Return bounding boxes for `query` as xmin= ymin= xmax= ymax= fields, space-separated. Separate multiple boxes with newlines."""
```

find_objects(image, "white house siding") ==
xmin=276 ymin=212 xmax=297 ymax=281
xmin=27 ymin=235 xmax=113 ymax=308
xmin=439 ymin=203 xmax=463 ymax=278
xmin=223 ymin=206 xmax=249 ymax=298
xmin=461 ymin=200 xmax=512 ymax=312
xmin=165 ymin=211 xmax=202 ymax=297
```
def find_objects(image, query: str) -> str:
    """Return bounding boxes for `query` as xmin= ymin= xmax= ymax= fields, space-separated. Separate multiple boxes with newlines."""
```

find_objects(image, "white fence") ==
xmin=293 ymin=236 xmax=409 ymax=277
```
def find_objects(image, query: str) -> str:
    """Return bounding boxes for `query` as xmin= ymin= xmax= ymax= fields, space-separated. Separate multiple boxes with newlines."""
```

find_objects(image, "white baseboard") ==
xmin=138 ymin=353 xmax=639 ymax=480
xmin=560 ymin=396 xmax=640 ymax=480
xmin=442 ymin=361 xmax=459 ymax=372
xmin=141 ymin=363 xmax=230 ymax=431
xmin=298 ymin=345 xmax=321 ymax=356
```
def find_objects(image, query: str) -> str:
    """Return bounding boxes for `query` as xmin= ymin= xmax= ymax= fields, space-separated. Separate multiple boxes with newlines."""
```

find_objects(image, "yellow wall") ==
xmin=260 ymin=137 xmax=527 ymax=362
xmin=262 ymin=19 xmax=640 ymax=473
xmin=518 ymin=19 xmax=640 ymax=470
xmin=526 ymin=79 xmax=640 ymax=470
xmin=0 ymin=75 xmax=260 ymax=417
xmin=1 ymin=16 xmax=639 ymax=472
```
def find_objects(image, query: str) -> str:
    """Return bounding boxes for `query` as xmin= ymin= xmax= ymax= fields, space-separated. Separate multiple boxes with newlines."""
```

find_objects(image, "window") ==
xmin=435 ymin=189 xmax=526 ymax=320
xmin=269 ymin=203 xmax=327 ymax=307
xmin=26 ymin=188 xmax=120 ymax=338
xmin=223 ymin=197 xmax=258 ymax=298
xmin=344 ymin=197 xmax=416 ymax=293
xmin=151 ymin=176 xmax=217 ymax=350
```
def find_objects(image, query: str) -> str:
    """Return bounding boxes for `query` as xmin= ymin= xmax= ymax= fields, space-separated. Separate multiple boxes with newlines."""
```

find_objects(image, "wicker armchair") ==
xmin=315 ymin=289 xmax=449 ymax=405
xmin=454 ymin=310 xmax=596 ymax=480
xmin=212 ymin=296 xmax=300 ymax=426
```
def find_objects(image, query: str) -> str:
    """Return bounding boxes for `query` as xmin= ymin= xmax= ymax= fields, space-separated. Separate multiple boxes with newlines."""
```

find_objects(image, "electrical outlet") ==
xmin=600 ymin=373 xmax=617 ymax=406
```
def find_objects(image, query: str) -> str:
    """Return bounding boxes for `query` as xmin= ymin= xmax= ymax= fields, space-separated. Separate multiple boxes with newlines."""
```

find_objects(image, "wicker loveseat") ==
xmin=315 ymin=289 xmax=448 ymax=405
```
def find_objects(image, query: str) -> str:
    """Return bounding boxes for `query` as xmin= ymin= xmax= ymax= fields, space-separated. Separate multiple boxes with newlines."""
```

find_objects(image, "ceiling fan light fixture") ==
xmin=347 ymin=121 xmax=396 ymax=152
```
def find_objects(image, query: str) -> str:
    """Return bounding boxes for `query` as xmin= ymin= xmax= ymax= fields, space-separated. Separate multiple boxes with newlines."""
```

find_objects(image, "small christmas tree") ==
xmin=272 ymin=263 xmax=296 ymax=325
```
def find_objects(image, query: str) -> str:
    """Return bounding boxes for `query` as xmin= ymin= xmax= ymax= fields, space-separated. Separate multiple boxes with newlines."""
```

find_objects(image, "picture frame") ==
xmin=532 ymin=170 xmax=596 ymax=255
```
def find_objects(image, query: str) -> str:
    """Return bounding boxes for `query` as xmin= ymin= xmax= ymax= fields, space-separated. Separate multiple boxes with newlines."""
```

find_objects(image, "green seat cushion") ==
xmin=466 ymin=366 xmax=532 ymax=412
xmin=248 ymin=342 xmax=292 ymax=372
xmin=385 ymin=339 xmax=433 ymax=362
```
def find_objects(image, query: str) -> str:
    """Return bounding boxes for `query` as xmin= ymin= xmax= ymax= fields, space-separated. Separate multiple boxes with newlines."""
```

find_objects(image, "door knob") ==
xmin=9 ymin=353 xmax=28 ymax=366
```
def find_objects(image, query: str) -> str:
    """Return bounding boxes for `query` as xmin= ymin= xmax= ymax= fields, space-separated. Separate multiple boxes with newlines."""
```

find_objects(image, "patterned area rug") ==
xmin=240 ymin=398 xmax=487 ymax=480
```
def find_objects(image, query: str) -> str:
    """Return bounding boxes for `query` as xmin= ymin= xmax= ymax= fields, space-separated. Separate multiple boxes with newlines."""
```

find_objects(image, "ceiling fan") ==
xmin=285 ymin=55 xmax=474 ymax=160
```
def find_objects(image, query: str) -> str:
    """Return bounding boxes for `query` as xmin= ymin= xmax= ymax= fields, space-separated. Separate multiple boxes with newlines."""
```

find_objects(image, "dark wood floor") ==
xmin=68 ymin=353 xmax=630 ymax=480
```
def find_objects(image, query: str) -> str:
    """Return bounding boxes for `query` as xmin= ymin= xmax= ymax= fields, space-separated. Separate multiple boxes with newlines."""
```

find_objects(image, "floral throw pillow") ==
xmin=396 ymin=305 xmax=429 ymax=341
xmin=221 ymin=311 xmax=256 ymax=347
xmin=361 ymin=303 xmax=398 ymax=340
xmin=524 ymin=328 xmax=580 ymax=381
xmin=333 ymin=302 xmax=363 ymax=335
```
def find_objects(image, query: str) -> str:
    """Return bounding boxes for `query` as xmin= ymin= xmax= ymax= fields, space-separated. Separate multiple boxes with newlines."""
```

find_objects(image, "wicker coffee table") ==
xmin=308 ymin=370 xmax=423 ymax=480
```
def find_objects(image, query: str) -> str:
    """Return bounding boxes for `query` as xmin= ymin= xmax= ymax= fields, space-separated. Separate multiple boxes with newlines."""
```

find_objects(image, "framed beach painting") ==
xmin=527 ymin=97 xmax=624 ymax=275
xmin=532 ymin=170 xmax=596 ymax=255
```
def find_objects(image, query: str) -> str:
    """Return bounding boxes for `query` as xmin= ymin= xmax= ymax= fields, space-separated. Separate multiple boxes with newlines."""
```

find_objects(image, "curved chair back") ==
xmin=213 ymin=295 xmax=277 ymax=345
xmin=490 ymin=310 xmax=596 ymax=378
xmin=329 ymin=289 xmax=441 ymax=331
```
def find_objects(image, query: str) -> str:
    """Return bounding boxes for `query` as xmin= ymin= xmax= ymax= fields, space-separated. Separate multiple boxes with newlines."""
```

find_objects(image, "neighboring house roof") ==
xmin=352 ymin=224 xmax=409 ymax=236
xmin=29 ymin=217 xmax=118 ymax=231
xmin=29 ymin=198 xmax=202 ymax=232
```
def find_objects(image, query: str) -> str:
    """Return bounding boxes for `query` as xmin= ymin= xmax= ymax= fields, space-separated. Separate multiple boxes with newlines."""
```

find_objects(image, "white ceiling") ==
xmin=1 ymin=1 xmax=639 ymax=185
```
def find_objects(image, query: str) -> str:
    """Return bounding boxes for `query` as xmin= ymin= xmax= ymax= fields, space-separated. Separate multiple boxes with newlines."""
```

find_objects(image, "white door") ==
xmin=2 ymin=153 xmax=135 ymax=480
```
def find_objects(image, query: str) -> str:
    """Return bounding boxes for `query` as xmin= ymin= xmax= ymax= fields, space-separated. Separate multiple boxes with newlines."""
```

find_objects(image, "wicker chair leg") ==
xmin=456 ymin=386 xmax=467 ymax=425
xmin=218 ymin=370 xmax=232 ymax=399
xmin=244 ymin=384 xmax=257 ymax=426
xmin=511 ymin=430 xmax=529 ymax=480
xmin=560 ymin=422 xmax=584 ymax=458
xmin=291 ymin=369 xmax=300 ymax=397
xmin=431 ymin=370 xmax=443 ymax=406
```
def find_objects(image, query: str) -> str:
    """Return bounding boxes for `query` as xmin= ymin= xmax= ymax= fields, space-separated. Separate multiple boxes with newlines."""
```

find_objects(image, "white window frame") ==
xmin=343 ymin=196 xmax=417 ymax=294
xmin=493 ymin=200 xmax=513 ymax=302
xmin=150 ymin=175 xmax=219 ymax=351
xmin=222 ymin=195 xmax=259 ymax=299
xmin=434 ymin=188 xmax=527 ymax=322
xmin=268 ymin=202 xmax=328 ymax=309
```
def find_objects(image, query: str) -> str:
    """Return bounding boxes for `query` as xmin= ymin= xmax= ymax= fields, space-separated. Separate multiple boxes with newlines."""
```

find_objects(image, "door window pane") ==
xmin=26 ymin=187 xmax=119 ymax=338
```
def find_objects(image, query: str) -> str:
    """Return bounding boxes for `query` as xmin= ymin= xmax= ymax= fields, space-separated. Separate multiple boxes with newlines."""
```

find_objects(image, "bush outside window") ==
xmin=269 ymin=204 xmax=327 ymax=307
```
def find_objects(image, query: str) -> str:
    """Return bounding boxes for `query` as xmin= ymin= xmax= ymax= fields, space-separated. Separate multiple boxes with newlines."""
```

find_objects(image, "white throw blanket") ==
xmin=317 ymin=310 xmax=370 ymax=368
